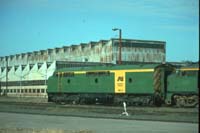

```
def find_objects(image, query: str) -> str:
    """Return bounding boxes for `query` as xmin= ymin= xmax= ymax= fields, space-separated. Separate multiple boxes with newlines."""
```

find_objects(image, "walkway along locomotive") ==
xmin=47 ymin=63 xmax=199 ymax=107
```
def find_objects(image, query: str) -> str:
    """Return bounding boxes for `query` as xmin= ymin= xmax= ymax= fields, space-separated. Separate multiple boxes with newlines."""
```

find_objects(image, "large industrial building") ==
xmin=0 ymin=38 xmax=166 ymax=97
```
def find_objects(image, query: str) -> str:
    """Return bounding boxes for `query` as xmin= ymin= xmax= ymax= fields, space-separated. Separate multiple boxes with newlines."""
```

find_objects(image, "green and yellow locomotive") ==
xmin=47 ymin=63 xmax=199 ymax=107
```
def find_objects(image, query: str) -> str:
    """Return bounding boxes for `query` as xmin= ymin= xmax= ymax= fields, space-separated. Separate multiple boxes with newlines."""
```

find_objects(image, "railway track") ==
xmin=0 ymin=100 xmax=198 ymax=123
xmin=0 ymin=99 xmax=198 ymax=112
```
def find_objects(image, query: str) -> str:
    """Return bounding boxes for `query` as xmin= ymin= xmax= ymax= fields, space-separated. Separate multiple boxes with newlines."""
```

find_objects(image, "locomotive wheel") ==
xmin=148 ymin=99 xmax=154 ymax=106
xmin=175 ymin=97 xmax=185 ymax=107
xmin=153 ymin=93 xmax=162 ymax=106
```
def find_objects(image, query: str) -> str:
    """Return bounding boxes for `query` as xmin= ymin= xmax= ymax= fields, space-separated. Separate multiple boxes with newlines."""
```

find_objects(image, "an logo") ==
xmin=117 ymin=76 xmax=124 ymax=82
xmin=115 ymin=71 xmax=125 ymax=93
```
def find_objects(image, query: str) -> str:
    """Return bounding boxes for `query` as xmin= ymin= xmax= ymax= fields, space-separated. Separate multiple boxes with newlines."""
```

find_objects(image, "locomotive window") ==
xmin=55 ymin=72 xmax=74 ymax=77
xmin=181 ymin=71 xmax=186 ymax=76
xmin=63 ymin=72 xmax=74 ymax=77
xmin=86 ymin=71 xmax=110 ymax=76
xmin=177 ymin=70 xmax=197 ymax=77
xmin=95 ymin=78 xmax=98 ymax=83
xmin=186 ymin=71 xmax=197 ymax=76
xmin=21 ymin=89 xmax=24 ymax=93
xmin=55 ymin=73 xmax=62 ymax=77
xmin=129 ymin=78 xmax=133 ymax=83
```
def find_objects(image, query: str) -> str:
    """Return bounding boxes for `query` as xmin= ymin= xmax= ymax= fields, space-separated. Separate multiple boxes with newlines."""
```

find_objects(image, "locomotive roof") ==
xmin=54 ymin=62 xmax=199 ymax=73
xmin=55 ymin=63 xmax=160 ymax=72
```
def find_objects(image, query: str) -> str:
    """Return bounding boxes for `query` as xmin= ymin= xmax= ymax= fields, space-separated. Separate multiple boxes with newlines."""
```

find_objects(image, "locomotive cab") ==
xmin=154 ymin=62 xmax=199 ymax=107
xmin=166 ymin=63 xmax=199 ymax=107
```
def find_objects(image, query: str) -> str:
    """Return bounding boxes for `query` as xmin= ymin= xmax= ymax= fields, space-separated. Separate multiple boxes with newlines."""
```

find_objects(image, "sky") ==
xmin=0 ymin=0 xmax=199 ymax=62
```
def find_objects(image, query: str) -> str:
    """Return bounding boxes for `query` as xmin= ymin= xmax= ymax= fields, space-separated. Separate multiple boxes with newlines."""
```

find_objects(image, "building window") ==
xmin=41 ymin=89 xmax=45 ymax=93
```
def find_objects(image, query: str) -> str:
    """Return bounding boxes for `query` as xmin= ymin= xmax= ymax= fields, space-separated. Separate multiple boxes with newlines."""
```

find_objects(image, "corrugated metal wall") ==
xmin=0 ymin=38 xmax=165 ymax=67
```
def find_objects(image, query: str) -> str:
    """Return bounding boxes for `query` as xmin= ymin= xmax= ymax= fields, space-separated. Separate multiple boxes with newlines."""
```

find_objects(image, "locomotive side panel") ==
xmin=167 ymin=69 xmax=198 ymax=93
xmin=47 ymin=71 xmax=115 ymax=94
xmin=126 ymin=71 xmax=154 ymax=94
xmin=62 ymin=72 xmax=115 ymax=93
xmin=47 ymin=76 xmax=58 ymax=93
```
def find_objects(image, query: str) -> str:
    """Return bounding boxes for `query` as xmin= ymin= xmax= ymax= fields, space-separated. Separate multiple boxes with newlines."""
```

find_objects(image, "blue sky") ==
xmin=0 ymin=0 xmax=199 ymax=62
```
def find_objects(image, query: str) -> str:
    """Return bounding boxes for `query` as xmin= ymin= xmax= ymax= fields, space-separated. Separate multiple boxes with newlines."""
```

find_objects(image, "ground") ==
xmin=0 ymin=112 xmax=198 ymax=133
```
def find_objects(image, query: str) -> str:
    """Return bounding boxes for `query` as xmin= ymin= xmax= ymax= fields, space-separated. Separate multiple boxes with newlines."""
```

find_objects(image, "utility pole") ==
xmin=0 ymin=78 xmax=1 ymax=95
xmin=119 ymin=29 xmax=122 ymax=65
xmin=112 ymin=28 xmax=122 ymax=65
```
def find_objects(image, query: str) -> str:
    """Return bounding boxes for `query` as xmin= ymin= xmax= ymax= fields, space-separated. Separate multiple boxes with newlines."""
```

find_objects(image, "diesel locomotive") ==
xmin=47 ymin=62 xmax=199 ymax=107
